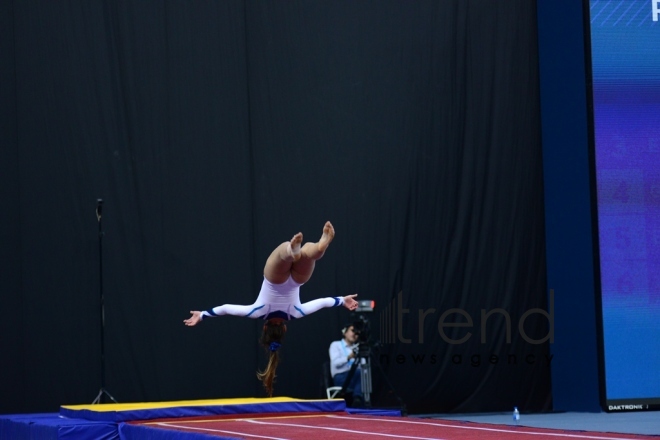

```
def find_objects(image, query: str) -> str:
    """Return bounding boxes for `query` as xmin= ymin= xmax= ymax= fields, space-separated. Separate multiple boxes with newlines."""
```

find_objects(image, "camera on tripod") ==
xmin=340 ymin=298 xmax=405 ymax=412
xmin=350 ymin=300 xmax=375 ymax=355
xmin=338 ymin=299 xmax=378 ymax=407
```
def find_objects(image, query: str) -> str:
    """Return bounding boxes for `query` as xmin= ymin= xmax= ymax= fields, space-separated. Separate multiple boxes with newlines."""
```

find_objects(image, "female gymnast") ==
xmin=184 ymin=221 xmax=358 ymax=396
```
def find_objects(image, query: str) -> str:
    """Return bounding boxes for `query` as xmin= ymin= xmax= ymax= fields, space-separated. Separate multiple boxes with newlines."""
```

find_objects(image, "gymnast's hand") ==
xmin=343 ymin=294 xmax=358 ymax=311
xmin=184 ymin=311 xmax=202 ymax=326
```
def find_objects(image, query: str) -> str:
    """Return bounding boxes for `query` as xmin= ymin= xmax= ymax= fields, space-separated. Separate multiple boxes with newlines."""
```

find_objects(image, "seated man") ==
xmin=328 ymin=324 xmax=363 ymax=406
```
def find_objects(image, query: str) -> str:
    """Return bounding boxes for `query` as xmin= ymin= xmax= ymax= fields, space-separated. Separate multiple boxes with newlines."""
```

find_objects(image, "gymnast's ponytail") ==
xmin=257 ymin=321 xmax=286 ymax=397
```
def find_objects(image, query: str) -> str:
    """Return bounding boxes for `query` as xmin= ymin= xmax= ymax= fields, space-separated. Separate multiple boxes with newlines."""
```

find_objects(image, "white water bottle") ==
xmin=513 ymin=407 xmax=520 ymax=425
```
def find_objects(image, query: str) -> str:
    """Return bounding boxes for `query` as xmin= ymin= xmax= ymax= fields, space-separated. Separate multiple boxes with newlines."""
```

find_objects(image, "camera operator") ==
xmin=328 ymin=324 xmax=364 ymax=407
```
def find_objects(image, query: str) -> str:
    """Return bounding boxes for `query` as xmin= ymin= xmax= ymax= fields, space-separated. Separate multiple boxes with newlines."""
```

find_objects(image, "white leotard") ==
xmin=200 ymin=276 xmax=344 ymax=321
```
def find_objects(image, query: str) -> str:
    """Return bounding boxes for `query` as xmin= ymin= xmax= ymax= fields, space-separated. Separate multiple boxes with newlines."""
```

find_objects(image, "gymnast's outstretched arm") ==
xmin=183 ymin=303 xmax=261 ymax=326
xmin=298 ymin=294 xmax=359 ymax=316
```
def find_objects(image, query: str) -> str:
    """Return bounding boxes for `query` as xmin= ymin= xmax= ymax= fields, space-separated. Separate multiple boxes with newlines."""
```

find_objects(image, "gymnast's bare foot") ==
xmin=288 ymin=232 xmax=303 ymax=261
xmin=317 ymin=221 xmax=335 ymax=253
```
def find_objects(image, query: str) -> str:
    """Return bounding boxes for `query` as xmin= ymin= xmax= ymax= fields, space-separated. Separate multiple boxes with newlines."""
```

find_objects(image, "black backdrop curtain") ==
xmin=0 ymin=1 xmax=550 ymax=414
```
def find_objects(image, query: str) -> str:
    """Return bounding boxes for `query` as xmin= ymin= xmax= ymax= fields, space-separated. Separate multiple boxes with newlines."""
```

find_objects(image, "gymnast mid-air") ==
xmin=184 ymin=221 xmax=358 ymax=396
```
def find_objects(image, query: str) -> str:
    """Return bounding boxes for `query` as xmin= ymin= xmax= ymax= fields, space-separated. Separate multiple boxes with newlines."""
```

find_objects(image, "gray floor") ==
xmin=416 ymin=411 xmax=660 ymax=436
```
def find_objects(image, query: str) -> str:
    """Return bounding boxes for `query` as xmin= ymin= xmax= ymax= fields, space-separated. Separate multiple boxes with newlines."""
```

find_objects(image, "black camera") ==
xmin=350 ymin=299 xmax=375 ymax=345
xmin=351 ymin=315 xmax=370 ymax=344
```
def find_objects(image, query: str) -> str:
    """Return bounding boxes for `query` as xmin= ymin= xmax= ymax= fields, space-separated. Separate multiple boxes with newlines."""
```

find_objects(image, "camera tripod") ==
xmin=339 ymin=342 xmax=405 ymax=412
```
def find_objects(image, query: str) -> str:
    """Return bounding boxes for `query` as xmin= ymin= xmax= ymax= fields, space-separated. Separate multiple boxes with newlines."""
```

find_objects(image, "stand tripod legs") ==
xmin=92 ymin=388 xmax=118 ymax=405
xmin=340 ymin=348 xmax=406 ymax=413
xmin=360 ymin=357 xmax=373 ymax=407
xmin=340 ymin=355 xmax=374 ymax=408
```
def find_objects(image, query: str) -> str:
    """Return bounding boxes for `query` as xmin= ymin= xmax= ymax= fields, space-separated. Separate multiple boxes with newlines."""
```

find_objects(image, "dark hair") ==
xmin=256 ymin=321 xmax=286 ymax=397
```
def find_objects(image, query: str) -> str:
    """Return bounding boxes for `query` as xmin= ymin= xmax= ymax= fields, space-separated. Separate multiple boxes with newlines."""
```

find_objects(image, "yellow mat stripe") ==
xmin=61 ymin=397 xmax=335 ymax=413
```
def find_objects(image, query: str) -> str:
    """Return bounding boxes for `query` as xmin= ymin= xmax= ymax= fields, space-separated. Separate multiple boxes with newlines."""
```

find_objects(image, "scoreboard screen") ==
xmin=587 ymin=0 xmax=660 ymax=411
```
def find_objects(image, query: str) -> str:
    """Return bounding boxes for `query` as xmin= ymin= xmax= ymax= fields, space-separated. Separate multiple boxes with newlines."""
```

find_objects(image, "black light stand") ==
xmin=92 ymin=199 xmax=118 ymax=404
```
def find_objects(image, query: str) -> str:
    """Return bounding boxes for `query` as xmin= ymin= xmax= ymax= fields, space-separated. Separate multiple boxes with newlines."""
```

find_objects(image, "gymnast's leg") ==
xmin=263 ymin=232 xmax=303 ymax=284
xmin=291 ymin=221 xmax=335 ymax=284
